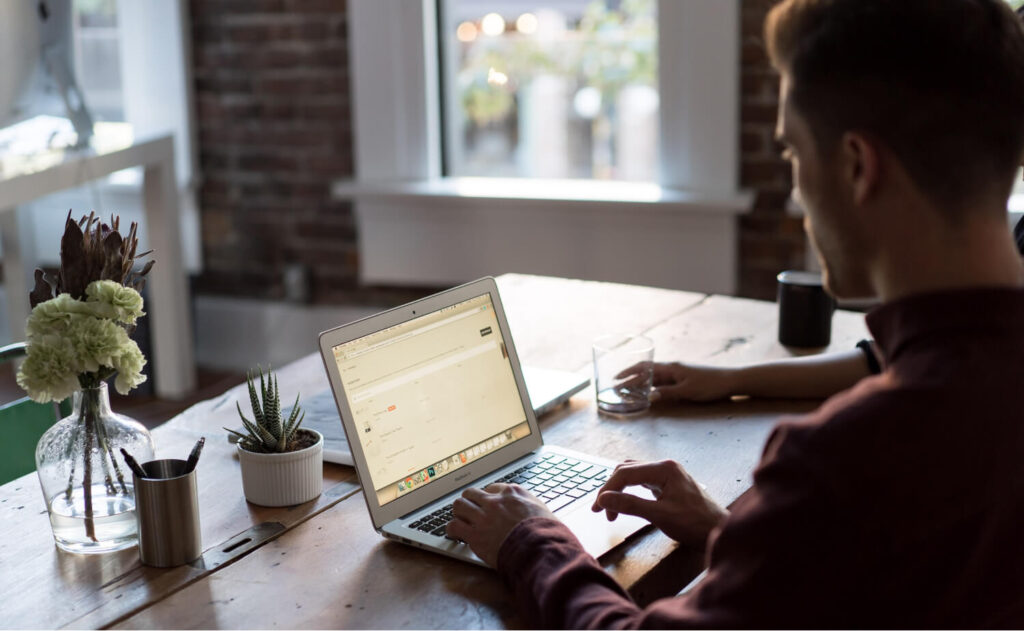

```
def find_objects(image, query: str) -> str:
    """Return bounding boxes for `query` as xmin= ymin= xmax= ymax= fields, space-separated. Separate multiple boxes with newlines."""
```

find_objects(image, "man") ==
xmin=445 ymin=0 xmax=1024 ymax=627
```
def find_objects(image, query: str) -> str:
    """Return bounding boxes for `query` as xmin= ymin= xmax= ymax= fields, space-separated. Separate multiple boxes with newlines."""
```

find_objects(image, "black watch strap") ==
xmin=856 ymin=339 xmax=882 ymax=375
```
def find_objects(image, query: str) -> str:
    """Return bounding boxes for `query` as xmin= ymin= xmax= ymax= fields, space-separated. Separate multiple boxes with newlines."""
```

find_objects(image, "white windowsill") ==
xmin=335 ymin=176 xmax=751 ymax=293
xmin=332 ymin=177 xmax=754 ymax=215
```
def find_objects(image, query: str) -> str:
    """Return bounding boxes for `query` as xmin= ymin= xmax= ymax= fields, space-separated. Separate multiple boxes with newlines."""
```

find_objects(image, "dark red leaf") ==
xmin=29 ymin=269 xmax=55 ymax=308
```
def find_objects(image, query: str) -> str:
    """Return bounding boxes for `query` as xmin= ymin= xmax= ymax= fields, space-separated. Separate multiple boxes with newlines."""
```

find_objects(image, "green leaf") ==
xmin=235 ymin=365 xmax=306 ymax=451
xmin=284 ymin=394 xmax=303 ymax=444
xmin=235 ymin=402 xmax=274 ymax=450
xmin=240 ymin=438 xmax=265 ymax=453
xmin=285 ymin=411 xmax=305 ymax=447
xmin=258 ymin=366 xmax=269 ymax=427
xmin=245 ymin=371 xmax=264 ymax=427
xmin=266 ymin=375 xmax=282 ymax=439
xmin=250 ymin=419 xmax=277 ymax=448
xmin=235 ymin=402 xmax=252 ymax=427
xmin=285 ymin=393 xmax=302 ymax=428
xmin=238 ymin=415 xmax=262 ymax=442
xmin=224 ymin=427 xmax=250 ymax=442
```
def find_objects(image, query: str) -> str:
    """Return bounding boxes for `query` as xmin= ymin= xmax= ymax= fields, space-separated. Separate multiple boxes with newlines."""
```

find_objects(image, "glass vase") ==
xmin=34 ymin=383 xmax=154 ymax=554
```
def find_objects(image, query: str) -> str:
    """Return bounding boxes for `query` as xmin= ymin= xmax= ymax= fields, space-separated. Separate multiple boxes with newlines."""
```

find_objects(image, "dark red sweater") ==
xmin=498 ymin=287 xmax=1024 ymax=628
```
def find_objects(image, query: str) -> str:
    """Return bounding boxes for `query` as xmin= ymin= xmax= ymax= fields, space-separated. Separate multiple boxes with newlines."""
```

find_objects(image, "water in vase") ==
xmin=47 ymin=484 xmax=138 ymax=554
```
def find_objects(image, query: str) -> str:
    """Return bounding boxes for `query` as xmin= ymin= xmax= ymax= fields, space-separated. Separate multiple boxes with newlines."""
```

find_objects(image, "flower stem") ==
xmin=64 ymin=426 xmax=80 ymax=501
xmin=93 ymin=399 xmax=129 ymax=495
xmin=81 ymin=396 xmax=97 ymax=542
xmin=90 ymin=393 xmax=118 ymax=495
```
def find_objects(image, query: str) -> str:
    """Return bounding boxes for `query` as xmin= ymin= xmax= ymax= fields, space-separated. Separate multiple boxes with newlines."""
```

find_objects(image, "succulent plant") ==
xmin=227 ymin=367 xmax=306 ymax=454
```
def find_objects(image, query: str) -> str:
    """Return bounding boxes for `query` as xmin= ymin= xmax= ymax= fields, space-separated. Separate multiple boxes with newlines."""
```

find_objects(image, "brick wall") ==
xmin=189 ymin=0 xmax=802 ymax=303
xmin=738 ymin=0 xmax=806 ymax=300
xmin=190 ymin=0 xmax=367 ymax=303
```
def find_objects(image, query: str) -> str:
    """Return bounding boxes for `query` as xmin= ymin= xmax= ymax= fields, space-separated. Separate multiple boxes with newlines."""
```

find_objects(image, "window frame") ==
xmin=348 ymin=0 xmax=740 ymax=191
xmin=342 ymin=0 xmax=751 ymax=293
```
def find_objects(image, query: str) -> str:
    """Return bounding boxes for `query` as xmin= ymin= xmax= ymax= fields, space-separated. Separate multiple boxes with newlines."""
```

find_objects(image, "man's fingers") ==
xmin=651 ymin=383 xmax=690 ymax=403
xmin=446 ymin=516 xmax=470 ymax=541
xmin=592 ymin=461 xmax=660 ymax=512
xmin=650 ymin=362 xmax=683 ymax=385
xmin=451 ymin=496 xmax=485 ymax=524
xmin=595 ymin=490 xmax=663 ymax=522
xmin=596 ymin=460 xmax=669 ymax=499
xmin=464 ymin=485 xmax=501 ymax=504
xmin=616 ymin=373 xmax=650 ymax=390
xmin=615 ymin=361 xmax=651 ymax=380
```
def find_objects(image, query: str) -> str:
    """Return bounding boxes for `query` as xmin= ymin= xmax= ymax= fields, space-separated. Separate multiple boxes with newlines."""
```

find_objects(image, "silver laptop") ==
xmin=318 ymin=277 xmax=650 ymax=566
xmin=522 ymin=365 xmax=589 ymax=417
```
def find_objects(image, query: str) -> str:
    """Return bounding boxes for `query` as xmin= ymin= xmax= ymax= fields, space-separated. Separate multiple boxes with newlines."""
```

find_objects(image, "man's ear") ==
xmin=840 ymin=131 xmax=879 ymax=205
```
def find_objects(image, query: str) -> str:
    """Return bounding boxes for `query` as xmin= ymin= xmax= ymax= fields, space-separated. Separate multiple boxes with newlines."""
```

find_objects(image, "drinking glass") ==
xmin=592 ymin=334 xmax=654 ymax=414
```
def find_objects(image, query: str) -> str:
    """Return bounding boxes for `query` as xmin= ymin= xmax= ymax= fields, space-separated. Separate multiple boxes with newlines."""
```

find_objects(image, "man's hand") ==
xmin=446 ymin=483 xmax=555 ymax=567
xmin=640 ymin=362 xmax=740 ymax=403
xmin=592 ymin=459 xmax=727 ymax=546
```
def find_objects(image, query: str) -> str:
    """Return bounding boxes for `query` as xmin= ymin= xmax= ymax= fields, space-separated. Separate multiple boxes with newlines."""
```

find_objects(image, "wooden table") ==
xmin=0 ymin=274 xmax=869 ymax=629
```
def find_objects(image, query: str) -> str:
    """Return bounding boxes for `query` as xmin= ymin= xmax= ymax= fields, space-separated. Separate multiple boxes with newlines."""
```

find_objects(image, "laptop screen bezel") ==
xmin=317 ymin=277 xmax=543 ymax=530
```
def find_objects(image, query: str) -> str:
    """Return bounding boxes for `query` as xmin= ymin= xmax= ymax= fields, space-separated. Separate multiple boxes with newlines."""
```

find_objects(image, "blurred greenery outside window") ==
xmin=440 ymin=0 xmax=658 ymax=182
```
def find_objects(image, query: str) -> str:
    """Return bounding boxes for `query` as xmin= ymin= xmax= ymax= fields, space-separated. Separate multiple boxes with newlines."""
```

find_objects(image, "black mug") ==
xmin=777 ymin=270 xmax=835 ymax=348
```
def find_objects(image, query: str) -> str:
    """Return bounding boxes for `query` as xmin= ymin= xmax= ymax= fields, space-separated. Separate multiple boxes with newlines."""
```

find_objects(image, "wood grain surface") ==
xmin=0 ymin=354 xmax=358 ymax=629
xmin=0 ymin=274 xmax=870 ymax=629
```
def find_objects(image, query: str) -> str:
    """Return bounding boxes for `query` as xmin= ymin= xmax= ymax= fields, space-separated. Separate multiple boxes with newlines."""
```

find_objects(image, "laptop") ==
xmin=522 ymin=365 xmax=589 ymax=417
xmin=318 ymin=277 xmax=650 ymax=566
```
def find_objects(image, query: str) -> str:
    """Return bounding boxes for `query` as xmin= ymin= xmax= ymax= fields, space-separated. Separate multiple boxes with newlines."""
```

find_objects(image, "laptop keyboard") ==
xmin=406 ymin=453 xmax=610 ymax=539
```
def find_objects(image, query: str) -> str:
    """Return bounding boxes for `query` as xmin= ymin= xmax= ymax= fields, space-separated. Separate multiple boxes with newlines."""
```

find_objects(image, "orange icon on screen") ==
xmin=388 ymin=405 xmax=396 ymax=412
xmin=459 ymin=453 xmax=467 ymax=463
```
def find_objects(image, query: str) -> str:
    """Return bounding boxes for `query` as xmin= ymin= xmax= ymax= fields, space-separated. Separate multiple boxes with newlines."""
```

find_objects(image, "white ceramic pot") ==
xmin=237 ymin=429 xmax=323 ymax=507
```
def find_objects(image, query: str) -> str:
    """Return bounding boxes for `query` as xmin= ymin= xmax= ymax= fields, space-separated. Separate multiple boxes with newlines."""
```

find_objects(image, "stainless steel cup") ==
xmin=134 ymin=458 xmax=202 ymax=567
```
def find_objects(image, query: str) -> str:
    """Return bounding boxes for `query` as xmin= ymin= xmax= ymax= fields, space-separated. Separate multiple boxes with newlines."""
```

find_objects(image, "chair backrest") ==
xmin=0 ymin=343 xmax=72 ymax=485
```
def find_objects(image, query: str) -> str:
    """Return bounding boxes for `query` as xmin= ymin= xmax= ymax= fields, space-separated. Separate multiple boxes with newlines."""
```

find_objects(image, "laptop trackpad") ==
xmin=559 ymin=492 xmax=653 ymax=559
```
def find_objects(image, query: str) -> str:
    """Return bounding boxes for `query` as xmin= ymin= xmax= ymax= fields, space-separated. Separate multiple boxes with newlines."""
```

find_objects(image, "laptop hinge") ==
xmin=396 ymin=450 xmax=545 ymax=522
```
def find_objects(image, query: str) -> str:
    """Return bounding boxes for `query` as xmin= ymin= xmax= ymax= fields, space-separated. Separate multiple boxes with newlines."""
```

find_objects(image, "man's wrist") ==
xmin=724 ymin=365 xmax=747 ymax=397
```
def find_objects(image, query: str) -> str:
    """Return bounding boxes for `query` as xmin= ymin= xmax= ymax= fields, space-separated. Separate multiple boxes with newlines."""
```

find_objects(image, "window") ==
xmin=343 ymin=1 xmax=748 ymax=294
xmin=72 ymin=0 xmax=124 ymax=122
xmin=439 ymin=0 xmax=658 ymax=182
xmin=6 ymin=0 xmax=201 ymax=275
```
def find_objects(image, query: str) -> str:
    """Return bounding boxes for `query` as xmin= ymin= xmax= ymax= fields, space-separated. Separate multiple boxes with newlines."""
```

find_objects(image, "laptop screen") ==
xmin=330 ymin=292 xmax=533 ymax=506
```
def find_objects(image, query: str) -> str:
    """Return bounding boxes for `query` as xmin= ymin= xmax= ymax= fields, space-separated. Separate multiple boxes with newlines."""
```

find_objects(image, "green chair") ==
xmin=0 ymin=343 xmax=72 ymax=485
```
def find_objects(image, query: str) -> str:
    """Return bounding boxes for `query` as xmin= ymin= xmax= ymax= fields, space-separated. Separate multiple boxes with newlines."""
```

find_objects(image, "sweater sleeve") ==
xmin=497 ymin=516 xmax=679 ymax=629
xmin=496 ymin=422 xmax=844 ymax=629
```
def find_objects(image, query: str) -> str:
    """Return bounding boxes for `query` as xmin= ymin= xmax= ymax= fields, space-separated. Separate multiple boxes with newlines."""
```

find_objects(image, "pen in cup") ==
xmin=185 ymin=437 xmax=205 ymax=473
xmin=120 ymin=448 xmax=147 ymax=479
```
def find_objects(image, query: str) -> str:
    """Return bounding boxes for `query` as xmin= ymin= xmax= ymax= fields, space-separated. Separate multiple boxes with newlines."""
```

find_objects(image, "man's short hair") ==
xmin=766 ymin=0 xmax=1024 ymax=211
